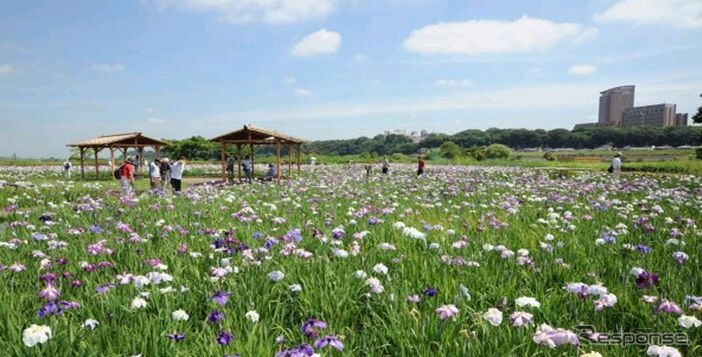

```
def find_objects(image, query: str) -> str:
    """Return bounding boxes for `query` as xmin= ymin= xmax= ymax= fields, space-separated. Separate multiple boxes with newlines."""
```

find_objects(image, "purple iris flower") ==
xmin=39 ymin=214 xmax=52 ymax=222
xmin=276 ymin=344 xmax=315 ymax=357
xmin=658 ymin=300 xmax=683 ymax=315
xmin=166 ymin=333 xmax=185 ymax=341
xmin=252 ymin=231 xmax=263 ymax=239
xmin=216 ymin=331 xmax=233 ymax=346
xmin=89 ymin=224 xmax=103 ymax=233
xmin=368 ymin=217 xmax=379 ymax=225
xmin=423 ymin=287 xmax=437 ymax=297
xmin=264 ymin=238 xmax=279 ymax=250
xmin=211 ymin=291 xmax=231 ymax=306
xmin=300 ymin=318 xmax=327 ymax=338
xmin=635 ymin=271 xmax=659 ymax=289
xmin=208 ymin=310 xmax=225 ymax=323
xmin=635 ymin=244 xmax=651 ymax=254
xmin=95 ymin=283 xmax=115 ymax=295
xmin=287 ymin=229 xmax=302 ymax=243
xmin=37 ymin=302 xmax=60 ymax=317
xmin=314 ymin=335 xmax=344 ymax=351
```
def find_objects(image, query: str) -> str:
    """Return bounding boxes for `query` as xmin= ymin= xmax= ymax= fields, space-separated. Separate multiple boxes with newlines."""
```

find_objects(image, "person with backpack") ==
xmin=118 ymin=158 xmax=135 ymax=196
xmin=62 ymin=160 xmax=72 ymax=179
xmin=170 ymin=157 xmax=186 ymax=193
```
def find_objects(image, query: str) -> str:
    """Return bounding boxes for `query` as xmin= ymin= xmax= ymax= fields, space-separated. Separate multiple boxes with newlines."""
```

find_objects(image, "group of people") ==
xmin=362 ymin=156 xmax=425 ymax=179
xmin=225 ymin=155 xmax=279 ymax=183
xmin=118 ymin=156 xmax=186 ymax=196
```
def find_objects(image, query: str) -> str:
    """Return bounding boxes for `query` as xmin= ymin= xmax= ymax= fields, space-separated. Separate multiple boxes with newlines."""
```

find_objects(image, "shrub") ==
xmin=543 ymin=152 xmax=556 ymax=161
xmin=485 ymin=144 xmax=511 ymax=159
xmin=696 ymin=148 xmax=702 ymax=160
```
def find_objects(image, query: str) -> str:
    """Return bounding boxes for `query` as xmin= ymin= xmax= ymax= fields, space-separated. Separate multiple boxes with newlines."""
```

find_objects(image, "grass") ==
xmin=0 ymin=164 xmax=700 ymax=356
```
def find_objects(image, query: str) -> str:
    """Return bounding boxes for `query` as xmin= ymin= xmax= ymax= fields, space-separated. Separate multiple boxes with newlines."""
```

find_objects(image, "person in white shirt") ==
xmin=148 ymin=158 xmax=161 ymax=190
xmin=611 ymin=152 xmax=622 ymax=181
xmin=170 ymin=157 xmax=186 ymax=193
xmin=62 ymin=160 xmax=72 ymax=179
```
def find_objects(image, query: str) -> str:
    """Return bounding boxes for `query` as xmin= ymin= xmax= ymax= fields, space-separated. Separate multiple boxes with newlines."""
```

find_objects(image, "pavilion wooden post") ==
xmin=80 ymin=147 xmax=85 ymax=180
xmin=220 ymin=143 xmax=226 ymax=181
xmin=248 ymin=131 xmax=255 ymax=179
xmin=137 ymin=147 xmax=144 ymax=178
xmin=122 ymin=148 xmax=127 ymax=162
xmin=236 ymin=144 xmax=242 ymax=183
xmin=109 ymin=146 xmax=115 ymax=179
xmin=275 ymin=139 xmax=282 ymax=179
xmin=287 ymin=142 xmax=292 ymax=178
xmin=93 ymin=147 xmax=100 ymax=179
xmin=296 ymin=144 xmax=301 ymax=175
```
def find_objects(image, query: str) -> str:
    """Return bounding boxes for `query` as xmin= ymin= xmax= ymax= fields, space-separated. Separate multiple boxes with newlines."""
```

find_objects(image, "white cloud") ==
xmin=403 ymin=16 xmax=585 ymax=55
xmin=147 ymin=117 xmax=169 ymax=124
xmin=354 ymin=53 xmax=368 ymax=63
xmin=291 ymin=29 xmax=341 ymax=57
xmin=435 ymin=79 xmax=472 ymax=86
xmin=594 ymin=0 xmax=702 ymax=28
xmin=283 ymin=76 xmax=296 ymax=84
xmin=295 ymin=88 xmax=313 ymax=97
xmin=568 ymin=65 xmax=597 ymax=75
xmin=91 ymin=64 xmax=125 ymax=73
xmin=154 ymin=0 xmax=337 ymax=24
xmin=197 ymin=73 xmax=702 ymax=128
xmin=573 ymin=27 xmax=600 ymax=45
xmin=0 ymin=64 xmax=18 ymax=75
xmin=144 ymin=107 xmax=156 ymax=114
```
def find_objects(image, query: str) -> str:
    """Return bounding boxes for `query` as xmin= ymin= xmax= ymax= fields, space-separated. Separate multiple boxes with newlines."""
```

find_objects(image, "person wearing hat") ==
xmin=160 ymin=158 xmax=171 ymax=190
xmin=120 ymin=158 xmax=135 ymax=196
xmin=611 ymin=152 xmax=623 ymax=181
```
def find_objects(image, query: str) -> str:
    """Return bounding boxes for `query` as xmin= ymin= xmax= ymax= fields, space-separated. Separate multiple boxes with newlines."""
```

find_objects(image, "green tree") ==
xmin=439 ymin=141 xmax=462 ymax=159
xmin=693 ymin=93 xmax=702 ymax=124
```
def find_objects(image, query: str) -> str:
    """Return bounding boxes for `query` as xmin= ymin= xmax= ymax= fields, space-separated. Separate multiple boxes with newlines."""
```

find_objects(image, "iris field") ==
xmin=0 ymin=164 xmax=700 ymax=356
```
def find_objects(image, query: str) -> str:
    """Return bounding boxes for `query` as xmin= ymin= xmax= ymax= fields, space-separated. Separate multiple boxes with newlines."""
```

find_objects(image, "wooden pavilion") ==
xmin=210 ymin=125 xmax=305 ymax=182
xmin=67 ymin=132 xmax=167 ymax=180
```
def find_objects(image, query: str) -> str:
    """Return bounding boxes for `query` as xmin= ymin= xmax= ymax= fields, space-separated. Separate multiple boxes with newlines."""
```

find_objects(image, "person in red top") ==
xmin=120 ymin=158 xmax=135 ymax=196
xmin=417 ymin=156 xmax=425 ymax=177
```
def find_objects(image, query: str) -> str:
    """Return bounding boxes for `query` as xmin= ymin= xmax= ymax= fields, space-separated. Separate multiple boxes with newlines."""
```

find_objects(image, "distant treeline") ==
xmin=158 ymin=126 xmax=702 ymax=160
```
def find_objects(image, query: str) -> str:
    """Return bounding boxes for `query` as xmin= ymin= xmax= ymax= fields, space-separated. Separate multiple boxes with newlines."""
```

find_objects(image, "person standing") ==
xmin=417 ymin=156 xmax=425 ymax=177
xmin=364 ymin=163 xmax=372 ymax=181
xmin=170 ymin=157 xmax=186 ymax=193
xmin=120 ymin=158 xmax=135 ymax=196
xmin=62 ymin=160 xmax=72 ymax=179
xmin=148 ymin=158 xmax=161 ymax=190
xmin=160 ymin=158 xmax=171 ymax=189
xmin=611 ymin=152 xmax=622 ymax=181
xmin=242 ymin=155 xmax=252 ymax=183
xmin=381 ymin=157 xmax=389 ymax=175
xmin=226 ymin=155 xmax=236 ymax=183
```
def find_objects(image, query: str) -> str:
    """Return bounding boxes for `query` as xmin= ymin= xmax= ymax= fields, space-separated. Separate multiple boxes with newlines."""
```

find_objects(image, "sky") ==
xmin=1 ymin=0 xmax=701 ymax=158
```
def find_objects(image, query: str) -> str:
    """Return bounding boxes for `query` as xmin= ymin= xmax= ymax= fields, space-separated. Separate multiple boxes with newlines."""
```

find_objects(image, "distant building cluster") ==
xmin=574 ymin=85 xmax=688 ymax=130
xmin=384 ymin=129 xmax=430 ymax=143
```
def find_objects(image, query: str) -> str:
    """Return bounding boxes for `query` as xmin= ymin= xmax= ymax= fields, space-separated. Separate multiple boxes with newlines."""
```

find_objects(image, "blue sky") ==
xmin=1 ymin=0 xmax=701 ymax=157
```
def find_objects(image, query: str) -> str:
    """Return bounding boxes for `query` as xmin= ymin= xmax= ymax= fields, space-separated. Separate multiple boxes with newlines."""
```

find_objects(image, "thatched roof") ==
xmin=68 ymin=132 xmax=167 ymax=148
xmin=210 ymin=125 xmax=305 ymax=144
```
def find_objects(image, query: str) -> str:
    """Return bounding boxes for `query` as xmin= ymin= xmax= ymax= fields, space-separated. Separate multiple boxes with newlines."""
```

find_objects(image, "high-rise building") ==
xmin=676 ymin=113 xmax=689 ymax=126
xmin=621 ymin=104 xmax=676 ymax=127
xmin=598 ymin=85 xmax=635 ymax=125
